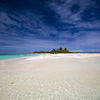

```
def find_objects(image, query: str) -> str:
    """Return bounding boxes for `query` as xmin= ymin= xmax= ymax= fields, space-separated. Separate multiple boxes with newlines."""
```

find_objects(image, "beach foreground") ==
xmin=0 ymin=54 xmax=100 ymax=100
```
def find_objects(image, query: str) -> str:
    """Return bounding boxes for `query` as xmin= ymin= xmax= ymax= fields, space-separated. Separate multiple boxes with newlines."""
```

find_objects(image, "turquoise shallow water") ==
xmin=0 ymin=54 xmax=40 ymax=60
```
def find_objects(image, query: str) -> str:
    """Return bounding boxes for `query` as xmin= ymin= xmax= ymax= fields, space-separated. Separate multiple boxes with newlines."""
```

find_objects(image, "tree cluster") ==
xmin=33 ymin=47 xmax=70 ymax=53
xmin=50 ymin=47 xmax=69 ymax=53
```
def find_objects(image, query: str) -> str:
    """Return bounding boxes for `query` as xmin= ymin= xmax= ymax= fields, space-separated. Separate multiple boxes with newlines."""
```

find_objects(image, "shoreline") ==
xmin=0 ymin=53 xmax=100 ymax=62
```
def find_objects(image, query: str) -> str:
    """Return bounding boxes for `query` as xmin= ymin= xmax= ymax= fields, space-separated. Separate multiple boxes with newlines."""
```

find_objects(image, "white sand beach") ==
xmin=0 ymin=54 xmax=100 ymax=100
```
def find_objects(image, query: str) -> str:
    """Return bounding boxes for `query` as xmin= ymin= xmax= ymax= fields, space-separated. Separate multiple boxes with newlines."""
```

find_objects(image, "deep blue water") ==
xmin=0 ymin=54 xmax=40 ymax=60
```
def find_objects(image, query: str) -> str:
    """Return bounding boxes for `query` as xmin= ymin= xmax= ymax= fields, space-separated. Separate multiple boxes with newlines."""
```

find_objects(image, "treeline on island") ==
xmin=33 ymin=47 xmax=71 ymax=54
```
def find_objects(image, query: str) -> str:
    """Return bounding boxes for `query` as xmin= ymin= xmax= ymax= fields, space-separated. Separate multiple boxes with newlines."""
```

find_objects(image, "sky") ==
xmin=0 ymin=0 xmax=100 ymax=53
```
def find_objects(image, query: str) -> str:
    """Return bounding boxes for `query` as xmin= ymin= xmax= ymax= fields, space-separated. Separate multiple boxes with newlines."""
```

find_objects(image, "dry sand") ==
xmin=0 ymin=54 xmax=100 ymax=100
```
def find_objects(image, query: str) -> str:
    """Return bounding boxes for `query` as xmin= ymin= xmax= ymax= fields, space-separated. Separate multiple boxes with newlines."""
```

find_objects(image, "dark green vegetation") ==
xmin=33 ymin=47 xmax=71 ymax=54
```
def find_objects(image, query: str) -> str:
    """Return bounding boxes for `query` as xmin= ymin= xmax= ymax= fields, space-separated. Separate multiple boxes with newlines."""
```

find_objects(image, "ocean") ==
xmin=0 ymin=54 xmax=40 ymax=60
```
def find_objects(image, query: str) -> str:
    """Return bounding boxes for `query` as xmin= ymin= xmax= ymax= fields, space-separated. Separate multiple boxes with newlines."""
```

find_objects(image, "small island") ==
xmin=32 ymin=47 xmax=71 ymax=54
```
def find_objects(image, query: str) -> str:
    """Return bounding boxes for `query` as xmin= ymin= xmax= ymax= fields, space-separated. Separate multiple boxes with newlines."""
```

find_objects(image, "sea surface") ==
xmin=0 ymin=54 xmax=40 ymax=60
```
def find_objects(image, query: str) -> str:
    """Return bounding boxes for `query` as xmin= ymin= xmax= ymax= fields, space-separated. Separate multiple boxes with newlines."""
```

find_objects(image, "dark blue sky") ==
xmin=0 ymin=0 xmax=100 ymax=53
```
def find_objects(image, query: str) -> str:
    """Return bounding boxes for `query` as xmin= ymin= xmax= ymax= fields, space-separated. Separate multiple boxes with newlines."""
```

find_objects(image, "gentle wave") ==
xmin=0 ymin=54 xmax=40 ymax=60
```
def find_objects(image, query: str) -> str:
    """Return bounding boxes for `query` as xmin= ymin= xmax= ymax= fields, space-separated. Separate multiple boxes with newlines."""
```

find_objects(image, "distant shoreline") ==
xmin=0 ymin=53 xmax=100 ymax=61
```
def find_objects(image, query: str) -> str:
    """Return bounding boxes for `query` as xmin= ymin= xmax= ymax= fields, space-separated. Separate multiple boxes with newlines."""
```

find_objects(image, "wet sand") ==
xmin=0 ymin=54 xmax=100 ymax=100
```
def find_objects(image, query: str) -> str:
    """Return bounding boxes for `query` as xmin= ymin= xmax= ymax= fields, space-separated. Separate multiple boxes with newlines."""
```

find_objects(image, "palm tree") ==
xmin=64 ymin=48 xmax=69 ymax=52
xmin=51 ymin=49 xmax=56 ymax=53
xmin=58 ymin=47 xmax=63 ymax=52
xmin=64 ymin=48 xmax=67 ymax=52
